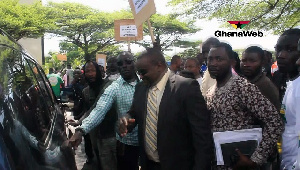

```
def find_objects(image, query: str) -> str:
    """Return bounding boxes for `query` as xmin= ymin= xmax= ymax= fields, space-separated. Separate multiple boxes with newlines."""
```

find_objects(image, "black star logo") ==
xmin=236 ymin=22 xmax=242 ymax=29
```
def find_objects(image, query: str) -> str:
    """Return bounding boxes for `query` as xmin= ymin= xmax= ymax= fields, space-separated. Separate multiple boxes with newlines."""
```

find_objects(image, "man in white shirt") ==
xmin=278 ymin=28 xmax=300 ymax=170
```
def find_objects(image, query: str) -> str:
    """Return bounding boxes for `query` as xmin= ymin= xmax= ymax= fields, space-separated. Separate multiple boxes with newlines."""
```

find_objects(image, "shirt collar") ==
xmin=154 ymin=69 xmax=170 ymax=91
xmin=119 ymin=74 xmax=140 ymax=85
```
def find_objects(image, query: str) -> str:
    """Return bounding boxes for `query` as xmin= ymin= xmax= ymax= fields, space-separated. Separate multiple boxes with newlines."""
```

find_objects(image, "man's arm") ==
xmin=185 ymin=80 xmax=214 ymax=169
xmin=79 ymin=83 xmax=117 ymax=134
xmin=242 ymin=82 xmax=283 ymax=165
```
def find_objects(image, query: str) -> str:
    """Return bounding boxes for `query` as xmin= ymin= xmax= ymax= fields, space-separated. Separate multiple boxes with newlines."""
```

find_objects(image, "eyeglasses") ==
xmin=117 ymin=59 xmax=133 ymax=67
xmin=137 ymin=69 xmax=148 ymax=76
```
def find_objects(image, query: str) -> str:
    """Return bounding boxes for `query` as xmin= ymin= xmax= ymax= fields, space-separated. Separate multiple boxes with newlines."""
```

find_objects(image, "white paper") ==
xmin=120 ymin=25 xmax=138 ymax=37
xmin=97 ymin=58 xmax=105 ymax=67
xmin=213 ymin=128 xmax=262 ymax=165
xmin=133 ymin=0 xmax=148 ymax=14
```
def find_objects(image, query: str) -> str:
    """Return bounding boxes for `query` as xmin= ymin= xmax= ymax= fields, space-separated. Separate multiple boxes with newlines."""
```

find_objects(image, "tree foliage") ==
xmin=169 ymin=0 xmax=300 ymax=34
xmin=176 ymin=40 xmax=202 ymax=58
xmin=134 ymin=14 xmax=200 ymax=52
xmin=0 ymin=0 xmax=55 ymax=40
xmin=46 ymin=2 xmax=132 ymax=61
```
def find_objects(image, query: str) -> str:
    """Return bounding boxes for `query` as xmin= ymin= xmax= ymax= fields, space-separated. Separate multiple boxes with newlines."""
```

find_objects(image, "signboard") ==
xmin=133 ymin=0 xmax=148 ymax=14
xmin=96 ymin=53 xmax=107 ymax=71
xmin=120 ymin=25 xmax=138 ymax=37
xmin=114 ymin=19 xmax=143 ymax=41
xmin=57 ymin=54 xmax=67 ymax=61
xmin=128 ymin=0 xmax=156 ymax=27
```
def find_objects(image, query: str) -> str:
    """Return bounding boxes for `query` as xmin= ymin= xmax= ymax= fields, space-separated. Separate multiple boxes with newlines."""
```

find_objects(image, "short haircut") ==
xmin=264 ymin=50 xmax=272 ymax=58
xmin=186 ymin=57 xmax=200 ymax=67
xmin=179 ymin=70 xmax=195 ymax=79
xmin=171 ymin=55 xmax=181 ymax=64
xmin=117 ymin=51 xmax=134 ymax=60
xmin=211 ymin=42 xmax=233 ymax=59
xmin=203 ymin=37 xmax=220 ymax=45
xmin=107 ymin=56 xmax=118 ymax=63
xmin=49 ymin=68 xmax=54 ymax=73
xmin=244 ymin=46 xmax=264 ymax=61
xmin=137 ymin=48 xmax=167 ymax=66
xmin=281 ymin=28 xmax=300 ymax=36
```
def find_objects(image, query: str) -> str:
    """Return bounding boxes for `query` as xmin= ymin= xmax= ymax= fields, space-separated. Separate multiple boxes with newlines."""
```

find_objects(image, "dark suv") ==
xmin=0 ymin=29 xmax=76 ymax=169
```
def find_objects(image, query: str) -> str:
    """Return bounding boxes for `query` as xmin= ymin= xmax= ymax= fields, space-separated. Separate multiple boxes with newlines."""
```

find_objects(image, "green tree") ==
xmin=44 ymin=52 xmax=65 ymax=74
xmin=176 ymin=40 xmax=202 ymax=58
xmin=134 ymin=14 xmax=200 ymax=52
xmin=47 ymin=2 xmax=132 ymax=61
xmin=169 ymin=0 xmax=300 ymax=34
xmin=0 ymin=0 xmax=55 ymax=40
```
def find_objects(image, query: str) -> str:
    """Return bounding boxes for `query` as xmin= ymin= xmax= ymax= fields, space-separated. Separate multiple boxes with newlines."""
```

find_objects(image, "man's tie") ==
xmin=145 ymin=87 xmax=158 ymax=153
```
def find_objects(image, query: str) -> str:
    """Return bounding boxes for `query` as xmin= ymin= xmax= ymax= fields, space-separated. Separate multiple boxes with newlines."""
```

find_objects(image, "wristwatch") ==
xmin=75 ymin=127 xmax=85 ymax=135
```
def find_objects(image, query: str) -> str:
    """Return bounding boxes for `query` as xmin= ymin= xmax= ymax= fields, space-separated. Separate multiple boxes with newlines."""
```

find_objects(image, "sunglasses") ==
xmin=117 ymin=59 xmax=133 ymax=67
xmin=137 ymin=69 xmax=148 ymax=76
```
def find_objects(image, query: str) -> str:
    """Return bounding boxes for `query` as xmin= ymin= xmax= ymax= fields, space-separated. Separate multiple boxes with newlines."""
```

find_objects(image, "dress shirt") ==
xmin=80 ymin=76 xmax=139 ymax=146
xmin=145 ymin=69 xmax=170 ymax=162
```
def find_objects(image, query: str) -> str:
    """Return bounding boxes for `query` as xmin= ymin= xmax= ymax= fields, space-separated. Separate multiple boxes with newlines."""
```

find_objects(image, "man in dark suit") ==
xmin=118 ymin=48 xmax=213 ymax=170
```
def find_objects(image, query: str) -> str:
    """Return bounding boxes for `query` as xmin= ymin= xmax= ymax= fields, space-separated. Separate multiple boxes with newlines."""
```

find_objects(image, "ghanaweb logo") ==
xmin=215 ymin=21 xmax=263 ymax=37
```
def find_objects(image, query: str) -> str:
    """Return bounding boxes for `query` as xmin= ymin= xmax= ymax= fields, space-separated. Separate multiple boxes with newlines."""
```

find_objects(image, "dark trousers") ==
xmin=84 ymin=134 xmax=94 ymax=159
xmin=146 ymin=159 xmax=161 ymax=170
xmin=117 ymin=140 xmax=139 ymax=170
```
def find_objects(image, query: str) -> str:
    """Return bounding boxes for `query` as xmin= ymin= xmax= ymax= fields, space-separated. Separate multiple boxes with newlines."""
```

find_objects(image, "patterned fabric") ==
xmin=206 ymin=75 xmax=283 ymax=166
xmin=145 ymin=86 xmax=158 ymax=153
xmin=80 ymin=76 xmax=139 ymax=146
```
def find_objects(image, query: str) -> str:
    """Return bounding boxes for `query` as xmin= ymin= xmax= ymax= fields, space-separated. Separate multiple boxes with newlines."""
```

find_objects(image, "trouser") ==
xmin=97 ymin=137 xmax=117 ymax=170
xmin=83 ymin=134 xmax=94 ymax=160
xmin=146 ymin=159 xmax=161 ymax=170
xmin=89 ymin=128 xmax=101 ymax=168
xmin=116 ymin=140 xmax=139 ymax=170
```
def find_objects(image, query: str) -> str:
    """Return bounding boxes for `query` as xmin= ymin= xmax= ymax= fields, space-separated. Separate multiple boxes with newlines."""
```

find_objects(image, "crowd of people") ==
xmin=46 ymin=28 xmax=300 ymax=170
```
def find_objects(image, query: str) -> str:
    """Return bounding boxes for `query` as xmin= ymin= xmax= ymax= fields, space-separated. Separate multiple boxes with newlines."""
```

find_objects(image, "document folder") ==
xmin=213 ymin=128 xmax=262 ymax=166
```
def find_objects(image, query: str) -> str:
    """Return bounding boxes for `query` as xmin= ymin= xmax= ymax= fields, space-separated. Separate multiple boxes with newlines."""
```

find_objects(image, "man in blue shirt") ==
xmin=70 ymin=52 xmax=140 ymax=170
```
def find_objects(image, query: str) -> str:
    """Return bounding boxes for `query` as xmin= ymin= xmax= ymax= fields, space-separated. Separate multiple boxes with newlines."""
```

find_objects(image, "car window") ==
xmin=25 ymin=57 xmax=56 ymax=109
xmin=5 ymin=49 xmax=53 ymax=143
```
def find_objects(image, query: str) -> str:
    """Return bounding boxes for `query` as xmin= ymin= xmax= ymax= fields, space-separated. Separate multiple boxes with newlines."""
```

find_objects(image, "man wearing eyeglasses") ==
xmin=118 ymin=48 xmax=213 ymax=170
xmin=70 ymin=51 xmax=140 ymax=170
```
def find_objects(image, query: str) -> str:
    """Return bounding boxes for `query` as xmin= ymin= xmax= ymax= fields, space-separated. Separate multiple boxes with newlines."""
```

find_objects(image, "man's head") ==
xmin=263 ymin=50 xmax=273 ymax=65
xmin=275 ymin=28 xmax=300 ymax=76
xmin=196 ymin=53 xmax=204 ymax=65
xmin=207 ymin=42 xmax=233 ymax=81
xmin=83 ymin=61 xmax=103 ymax=84
xmin=49 ymin=68 xmax=54 ymax=74
xmin=136 ymin=48 xmax=167 ymax=86
xmin=106 ymin=56 xmax=119 ymax=74
xmin=240 ymin=46 xmax=264 ymax=79
xmin=201 ymin=37 xmax=220 ymax=64
xmin=170 ymin=55 xmax=182 ymax=73
xmin=184 ymin=58 xmax=201 ymax=78
xmin=73 ymin=67 xmax=82 ymax=82
xmin=67 ymin=64 xmax=72 ymax=69
xmin=116 ymin=51 xmax=136 ymax=81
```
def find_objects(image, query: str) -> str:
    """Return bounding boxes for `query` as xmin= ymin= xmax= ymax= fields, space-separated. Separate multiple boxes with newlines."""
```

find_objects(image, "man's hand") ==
xmin=118 ymin=117 xmax=135 ymax=137
xmin=69 ymin=131 xmax=83 ymax=150
xmin=233 ymin=149 xmax=258 ymax=170
xmin=67 ymin=119 xmax=80 ymax=127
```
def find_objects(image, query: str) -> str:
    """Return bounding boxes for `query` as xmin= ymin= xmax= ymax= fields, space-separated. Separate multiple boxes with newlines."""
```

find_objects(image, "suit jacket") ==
xmin=128 ymin=72 xmax=213 ymax=170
